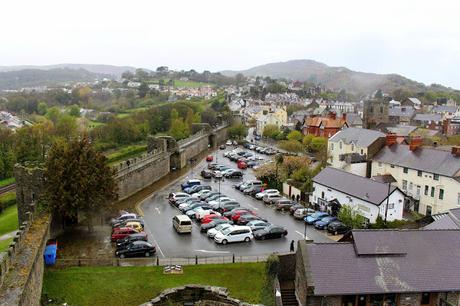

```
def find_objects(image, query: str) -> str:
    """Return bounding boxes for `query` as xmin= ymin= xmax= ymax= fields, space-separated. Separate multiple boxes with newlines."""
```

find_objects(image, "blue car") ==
xmin=314 ymin=216 xmax=338 ymax=230
xmin=181 ymin=179 xmax=201 ymax=191
xmin=305 ymin=212 xmax=329 ymax=225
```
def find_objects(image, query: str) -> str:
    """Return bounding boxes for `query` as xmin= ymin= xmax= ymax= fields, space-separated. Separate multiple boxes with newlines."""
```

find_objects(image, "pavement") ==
xmin=141 ymin=147 xmax=334 ymax=258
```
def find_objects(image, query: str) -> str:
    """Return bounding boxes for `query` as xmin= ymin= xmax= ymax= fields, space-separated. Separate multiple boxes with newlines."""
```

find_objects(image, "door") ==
xmin=420 ymin=293 xmax=432 ymax=306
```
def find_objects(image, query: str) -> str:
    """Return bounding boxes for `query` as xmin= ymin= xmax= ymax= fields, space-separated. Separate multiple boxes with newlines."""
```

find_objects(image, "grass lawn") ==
xmin=174 ymin=80 xmax=210 ymax=88
xmin=0 ymin=177 xmax=15 ymax=188
xmin=106 ymin=144 xmax=148 ymax=165
xmin=0 ymin=237 xmax=13 ymax=253
xmin=43 ymin=263 xmax=266 ymax=306
xmin=0 ymin=204 xmax=18 ymax=236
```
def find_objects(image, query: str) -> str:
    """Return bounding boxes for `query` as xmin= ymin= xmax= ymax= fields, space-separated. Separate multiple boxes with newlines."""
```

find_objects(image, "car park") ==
xmin=111 ymin=227 xmax=140 ymax=242
xmin=305 ymin=212 xmax=329 ymax=225
xmin=236 ymin=214 xmax=266 ymax=225
xmin=115 ymin=233 xmax=148 ymax=250
xmin=247 ymin=220 xmax=271 ymax=232
xmin=314 ymin=216 xmax=338 ymax=230
xmin=275 ymin=199 xmax=295 ymax=211
xmin=200 ymin=218 xmax=232 ymax=232
xmin=263 ymin=194 xmax=283 ymax=205
xmin=224 ymin=170 xmax=243 ymax=178
xmin=214 ymin=226 xmax=253 ymax=245
xmin=255 ymin=189 xmax=279 ymax=200
xmin=289 ymin=204 xmax=305 ymax=215
xmin=327 ymin=221 xmax=350 ymax=235
xmin=115 ymin=241 xmax=156 ymax=258
xmin=253 ymin=225 xmax=287 ymax=240
xmin=172 ymin=215 xmax=192 ymax=233
xmin=181 ymin=179 xmax=201 ymax=190
xmin=201 ymin=169 xmax=213 ymax=179
xmin=207 ymin=223 xmax=232 ymax=238
xmin=293 ymin=208 xmax=315 ymax=220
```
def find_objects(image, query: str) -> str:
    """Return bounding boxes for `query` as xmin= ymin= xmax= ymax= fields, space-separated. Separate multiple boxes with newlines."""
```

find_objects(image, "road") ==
xmin=141 ymin=148 xmax=332 ymax=258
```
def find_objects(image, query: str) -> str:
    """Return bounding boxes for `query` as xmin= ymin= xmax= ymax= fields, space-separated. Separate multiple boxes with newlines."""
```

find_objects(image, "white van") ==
xmin=172 ymin=215 xmax=192 ymax=234
xmin=214 ymin=225 xmax=253 ymax=245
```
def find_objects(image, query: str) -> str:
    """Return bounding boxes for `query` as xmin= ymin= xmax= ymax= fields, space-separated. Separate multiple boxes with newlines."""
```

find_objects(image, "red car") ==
xmin=206 ymin=155 xmax=214 ymax=162
xmin=231 ymin=211 xmax=256 ymax=223
xmin=201 ymin=215 xmax=228 ymax=224
xmin=111 ymin=227 xmax=140 ymax=242
xmin=237 ymin=161 xmax=247 ymax=169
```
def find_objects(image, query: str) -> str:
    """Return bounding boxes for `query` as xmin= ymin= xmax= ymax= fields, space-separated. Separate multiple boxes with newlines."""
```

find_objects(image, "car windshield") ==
xmin=311 ymin=212 xmax=324 ymax=218
xmin=221 ymin=227 xmax=232 ymax=235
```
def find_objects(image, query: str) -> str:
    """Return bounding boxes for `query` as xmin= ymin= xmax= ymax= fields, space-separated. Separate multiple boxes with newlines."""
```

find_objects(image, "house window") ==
xmin=402 ymin=180 xmax=407 ymax=190
xmin=424 ymin=185 xmax=429 ymax=196
xmin=351 ymin=144 xmax=354 ymax=151
xmin=426 ymin=206 xmax=432 ymax=216
xmin=417 ymin=170 xmax=422 ymax=177
xmin=378 ymin=162 xmax=382 ymax=167
xmin=403 ymin=167 xmax=408 ymax=174
xmin=439 ymin=189 xmax=444 ymax=200
xmin=409 ymin=182 xmax=413 ymax=191
xmin=431 ymin=187 xmax=435 ymax=197
xmin=380 ymin=106 xmax=384 ymax=113
xmin=421 ymin=292 xmax=431 ymax=305
xmin=339 ymin=141 xmax=342 ymax=149
xmin=331 ymin=143 xmax=334 ymax=150
xmin=433 ymin=174 xmax=439 ymax=181
xmin=360 ymin=149 xmax=363 ymax=154
xmin=388 ymin=203 xmax=394 ymax=209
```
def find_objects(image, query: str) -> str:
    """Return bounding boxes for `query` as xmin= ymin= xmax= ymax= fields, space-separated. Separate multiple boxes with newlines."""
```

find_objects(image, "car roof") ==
xmin=132 ymin=241 xmax=152 ymax=246
xmin=175 ymin=215 xmax=192 ymax=221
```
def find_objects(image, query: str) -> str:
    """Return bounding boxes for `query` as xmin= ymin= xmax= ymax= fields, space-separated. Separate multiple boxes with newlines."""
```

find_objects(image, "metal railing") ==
xmin=52 ymin=254 xmax=269 ymax=268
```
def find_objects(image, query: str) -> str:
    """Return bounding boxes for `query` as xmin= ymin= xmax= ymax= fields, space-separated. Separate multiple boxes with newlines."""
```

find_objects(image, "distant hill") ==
xmin=0 ymin=68 xmax=109 ymax=90
xmin=0 ymin=64 xmax=137 ymax=78
xmin=221 ymin=59 xmax=456 ymax=96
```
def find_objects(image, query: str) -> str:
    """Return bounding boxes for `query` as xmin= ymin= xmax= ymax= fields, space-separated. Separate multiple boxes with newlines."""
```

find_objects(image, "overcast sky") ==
xmin=1 ymin=0 xmax=460 ymax=88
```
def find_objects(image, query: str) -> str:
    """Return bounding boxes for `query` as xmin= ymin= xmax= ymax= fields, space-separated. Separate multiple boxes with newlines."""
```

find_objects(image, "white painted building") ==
xmin=311 ymin=167 xmax=406 ymax=223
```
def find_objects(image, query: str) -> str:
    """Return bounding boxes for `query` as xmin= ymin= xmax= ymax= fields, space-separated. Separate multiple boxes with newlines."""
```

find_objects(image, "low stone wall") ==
xmin=278 ymin=253 xmax=296 ymax=281
xmin=141 ymin=285 xmax=254 ymax=306
xmin=0 ymin=214 xmax=51 ymax=306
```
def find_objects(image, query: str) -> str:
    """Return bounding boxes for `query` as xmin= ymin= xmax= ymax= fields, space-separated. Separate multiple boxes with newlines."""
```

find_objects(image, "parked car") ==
xmin=196 ymin=209 xmax=221 ymax=221
xmin=181 ymin=179 xmax=201 ymax=190
xmin=247 ymin=220 xmax=271 ymax=232
xmin=243 ymin=185 xmax=264 ymax=196
xmin=214 ymin=226 xmax=253 ymax=245
xmin=172 ymin=215 xmax=192 ymax=234
xmin=223 ymin=208 xmax=253 ymax=219
xmin=115 ymin=241 xmax=156 ymax=258
xmin=314 ymin=216 xmax=338 ymax=230
xmin=219 ymin=144 xmax=226 ymax=150
xmin=226 ymin=140 xmax=232 ymax=146
xmin=206 ymin=155 xmax=214 ymax=162
xmin=112 ymin=218 xmax=145 ymax=229
xmin=253 ymin=225 xmax=288 ymax=240
xmin=207 ymin=163 xmax=219 ymax=170
xmin=237 ymin=161 xmax=247 ymax=169
xmin=293 ymin=208 xmax=315 ymax=220
xmin=116 ymin=233 xmax=148 ymax=250
xmin=289 ymin=204 xmax=305 ymax=215
xmin=231 ymin=211 xmax=256 ymax=223
xmin=192 ymin=189 xmax=211 ymax=198
xmin=200 ymin=219 xmax=232 ymax=232
xmin=110 ymin=213 xmax=137 ymax=226
xmin=201 ymin=169 xmax=213 ymax=179
xmin=178 ymin=199 xmax=203 ymax=211
xmin=327 ymin=221 xmax=350 ymax=235
xmin=207 ymin=223 xmax=232 ymax=238
xmin=275 ymin=199 xmax=295 ymax=211
xmin=305 ymin=212 xmax=329 ymax=225
xmin=237 ymin=214 xmax=266 ymax=225
xmin=255 ymin=189 xmax=279 ymax=200
xmin=201 ymin=214 xmax=228 ymax=224
xmin=184 ymin=184 xmax=211 ymax=194
xmin=216 ymin=202 xmax=240 ymax=213
xmin=263 ymin=194 xmax=283 ymax=205
xmin=186 ymin=206 xmax=211 ymax=219
xmin=201 ymin=191 xmax=220 ymax=200
xmin=111 ymin=227 xmax=140 ymax=242
xmin=225 ymin=170 xmax=243 ymax=178
xmin=119 ymin=221 xmax=143 ymax=232
xmin=246 ymin=161 xmax=257 ymax=168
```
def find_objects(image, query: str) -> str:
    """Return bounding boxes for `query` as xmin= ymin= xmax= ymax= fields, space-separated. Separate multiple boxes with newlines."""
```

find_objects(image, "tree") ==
xmin=68 ymin=104 xmax=80 ymax=117
xmin=302 ymin=134 xmax=314 ymax=149
xmin=37 ymin=102 xmax=48 ymax=115
xmin=138 ymin=82 xmax=149 ymax=98
xmin=262 ymin=124 xmax=280 ymax=139
xmin=44 ymin=137 xmax=117 ymax=230
xmin=338 ymin=205 xmax=365 ymax=229
xmin=287 ymin=130 xmax=303 ymax=142
xmin=228 ymin=123 xmax=247 ymax=140
xmin=45 ymin=106 xmax=61 ymax=124
xmin=278 ymin=140 xmax=304 ymax=153
xmin=169 ymin=109 xmax=189 ymax=140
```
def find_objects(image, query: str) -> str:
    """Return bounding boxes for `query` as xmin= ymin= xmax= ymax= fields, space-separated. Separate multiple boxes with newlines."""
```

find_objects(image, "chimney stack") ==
xmin=386 ymin=133 xmax=397 ymax=146
xmin=409 ymin=136 xmax=423 ymax=151
xmin=342 ymin=113 xmax=347 ymax=121
xmin=328 ymin=112 xmax=337 ymax=120
xmin=452 ymin=146 xmax=460 ymax=157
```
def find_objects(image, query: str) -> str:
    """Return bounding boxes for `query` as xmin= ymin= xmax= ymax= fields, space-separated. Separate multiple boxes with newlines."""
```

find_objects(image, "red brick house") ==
xmin=302 ymin=113 xmax=348 ymax=138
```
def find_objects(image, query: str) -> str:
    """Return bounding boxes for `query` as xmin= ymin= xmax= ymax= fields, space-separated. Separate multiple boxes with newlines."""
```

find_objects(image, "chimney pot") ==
xmin=452 ymin=146 xmax=460 ymax=157
xmin=409 ymin=136 xmax=423 ymax=151
xmin=386 ymin=133 xmax=397 ymax=146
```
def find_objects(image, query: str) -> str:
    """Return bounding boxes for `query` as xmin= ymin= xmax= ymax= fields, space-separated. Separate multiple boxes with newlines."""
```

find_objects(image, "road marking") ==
xmin=194 ymin=249 xmax=230 ymax=254
xmin=295 ymin=230 xmax=305 ymax=238
xmin=155 ymin=207 xmax=161 ymax=215
xmin=244 ymin=203 xmax=259 ymax=211
xmin=144 ymin=225 xmax=165 ymax=258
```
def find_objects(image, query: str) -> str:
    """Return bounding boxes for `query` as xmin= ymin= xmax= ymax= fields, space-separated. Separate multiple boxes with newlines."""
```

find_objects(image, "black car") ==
xmin=201 ymin=169 xmax=213 ymax=179
xmin=246 ymin=161 xmax=257 ymax=168
xmin=225 ymin=170 xmax=243 ymax=179
xmin=253 ymin=225 xmax=288 ymax=240
xmin=115 ymin=241 xmax=156 ymax=258
xmin=116 ymin=233 xmax=148 ymax=250
xmin=200 ymin=219 xmax=233 ymax=232
xmin=327 ymin=221 xmax=350 ymax=235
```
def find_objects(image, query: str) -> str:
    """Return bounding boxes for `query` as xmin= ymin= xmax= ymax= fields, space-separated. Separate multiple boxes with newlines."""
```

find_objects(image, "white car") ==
xmin=169 ymin=192 xmax=191 ymax=204
xmin=207 ymin=223 xmax=232 ymax=238
xmin=192 ymin=189 xmax=211 ymax=198
xmin=221 ymin=169 xmax=235 ymax=176
xmin=226 ymin=140 xmax=232 ymax=146
xmin=213 ymin=170 xmax=223 ymax=178
xmin=263 ymin=194 xmax=283 ymax=204
xmin=196 ymin=209 xmax=220 ymax=221
xmin=255 ymin=189 xmax=280 ymax=200
xmin=214 ymin=226 xmax=253 ymax=245
xmin=209 ymin=198 xmax=233 ymax=209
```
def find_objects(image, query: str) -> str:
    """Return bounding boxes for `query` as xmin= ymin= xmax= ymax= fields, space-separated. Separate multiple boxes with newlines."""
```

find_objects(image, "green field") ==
xmin=106 ymin=144 xmax=148 ymax=165
xmin=0 ymin=204 xmax=18 ymax=237
xmin=43 ymin=263 xmax=266 ymax=306
xmin=0 ymin=237 xmax=13 ymax=253
xmin=0 ymin=177 xmax=15 ymax=188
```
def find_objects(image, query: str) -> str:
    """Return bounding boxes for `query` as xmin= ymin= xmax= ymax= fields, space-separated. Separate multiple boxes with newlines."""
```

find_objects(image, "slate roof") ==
xmin=389 ymin=106 xmax=415 ymax=118
xmin=386 ymin=125 xmax=417 ymax=136
xmin=432 ymin=105 xmax=458 ymax=114
xmin=300 ymin=229 xmax=460 ymax=296
xmin=329 ymin=127 xmax=385 ymax=147
xmin=424 ymin=208 xmax=460 ymax=230
xmin=313 ymin=167 xmax=398 ymax=206
xmin=407 ymin=97 xmax=422 ymax=106
xmin=345 ymin=113 xmax=363 ymax=126
xmin=413 ymin=113 xmax=442 ymax=122
xmin=373 ymin=144 xmax=460 ymax=177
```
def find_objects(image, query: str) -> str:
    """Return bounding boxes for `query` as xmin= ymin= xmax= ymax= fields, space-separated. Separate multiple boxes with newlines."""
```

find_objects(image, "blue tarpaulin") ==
xmin=44 ymin=244 xmax=57 ymax=265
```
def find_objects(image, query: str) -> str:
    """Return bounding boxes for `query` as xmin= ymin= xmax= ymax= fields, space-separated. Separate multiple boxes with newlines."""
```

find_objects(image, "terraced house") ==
xmin=371 ymin=141 xmax=460 ymax=216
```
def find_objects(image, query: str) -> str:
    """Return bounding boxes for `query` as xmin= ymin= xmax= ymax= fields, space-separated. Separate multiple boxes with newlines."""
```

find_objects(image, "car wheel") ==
xmin=222 ymin=239 xmax=228 ymax=245
xmin=334 ymin=231 xmax=338 ymax=235
xmin=261 ymin=235 xmax=265 ymax=240
xmin=145 ymin=252 xmax=150 ymax=257
xmin=119 ymin=254 xmax=125 ymax=259
xmin=244 ymin=237 xmax=250 ymax=242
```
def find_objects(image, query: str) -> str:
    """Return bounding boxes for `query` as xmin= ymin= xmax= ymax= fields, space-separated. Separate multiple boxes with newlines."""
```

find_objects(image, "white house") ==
xmin=372 ymin=143 xmax=460 ymax=216
xmin=310 ymin=167 xmax=406 ymax=223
